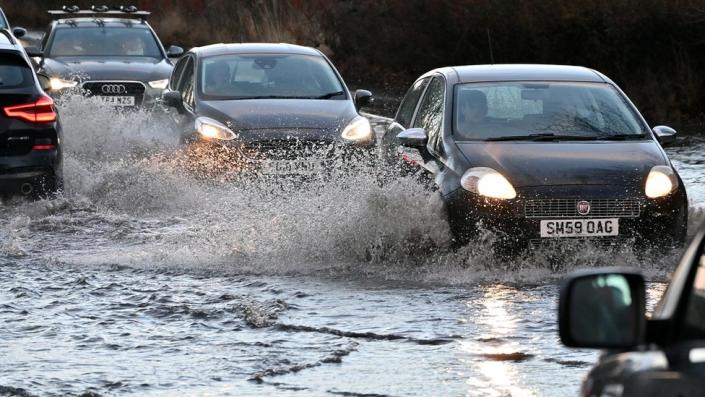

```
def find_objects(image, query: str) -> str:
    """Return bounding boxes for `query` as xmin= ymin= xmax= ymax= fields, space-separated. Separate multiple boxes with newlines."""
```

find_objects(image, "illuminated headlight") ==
xmin=49 ymin=77 xmax=78 ymax=91
xmin=341 ymin=116 xmax=373 ymax=145
xmin=195 ymin=117 xmax=237 ymax=141
xmin=148 ymin=79 xmax=169 ymax=89
xmin=461 ymin=167 xmax=517 ymax=199
xmin=645 ymin=165 xmax=678 ymax=198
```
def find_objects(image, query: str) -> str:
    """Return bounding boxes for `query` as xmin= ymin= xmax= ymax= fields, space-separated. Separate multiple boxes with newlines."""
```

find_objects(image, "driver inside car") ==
xmin=204 ymin=61 xmax=232 ymax=96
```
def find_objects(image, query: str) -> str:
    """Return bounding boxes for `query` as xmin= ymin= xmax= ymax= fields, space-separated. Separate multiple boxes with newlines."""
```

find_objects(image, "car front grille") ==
xmin=524 ymin=198 xmax=641 ymax=219
xmin=81 ymin=81 xmax=146 ymax=105
xmin=242 ymin=139 xmax=335 ymax=160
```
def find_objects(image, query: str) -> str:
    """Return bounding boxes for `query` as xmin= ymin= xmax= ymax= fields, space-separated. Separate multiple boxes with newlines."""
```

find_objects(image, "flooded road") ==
xmin=1 ymin=99 xmax=704 ymax=396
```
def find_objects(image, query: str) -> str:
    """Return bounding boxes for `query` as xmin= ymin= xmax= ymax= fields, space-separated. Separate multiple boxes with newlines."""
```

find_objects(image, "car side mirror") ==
xmin=162 ymin=90 xmax=184 ymax=112
xmin=653 ymin=125 xmax=677 ymax=146
xmin=12 ymin=27 xmax=27 ymax=39
xmin=354 ymin=89 xmax=373 ymax=111
xmin=166 ymin=45 xmax=184 ymax=58
xmin=36 ymin=73 xmax=51 ymax=92
xmin=397 ymin=128 xmax=428 ymax=148
xmin=559 ymin=269 xmax=646 ymax=349
xmin=24 ymin=45 xmax=43 ymax=57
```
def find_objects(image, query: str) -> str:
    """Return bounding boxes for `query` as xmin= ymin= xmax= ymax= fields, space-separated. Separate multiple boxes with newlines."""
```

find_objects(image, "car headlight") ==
xmin=461 ymin=167 xmax=517 ymax=199
xmin=49 ymin=77 xmax=78 ymax=91
xmin=341 ymin=116 xmax=373 ymax=145
xmin=195 ymin=117 xmax=237 ymax=141
xmin=645 ymin=165 xmax=678 ymax=198
xmin=148 ymin=79 xmax=169 ymax=89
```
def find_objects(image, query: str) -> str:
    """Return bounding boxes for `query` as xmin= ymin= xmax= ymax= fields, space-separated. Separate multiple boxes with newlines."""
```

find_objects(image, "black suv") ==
xmin=0 ymin=30 xmax=62 ymax=197
xmin=26 ymin=6 xmax=182 ymax=108
xmin=559 ymin=223 xmax=705 ymax=396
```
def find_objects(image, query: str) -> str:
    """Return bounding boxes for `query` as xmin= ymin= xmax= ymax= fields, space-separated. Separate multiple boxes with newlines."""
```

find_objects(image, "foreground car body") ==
xmin=162 ymin=43 xmax=374 ymax=178
xmin=0 ymin=30 xmax=62 ymax=197
xmin=27 ymin=6 xmax=182 ymax=108
xmin=381 ymin=64 xmax=687 ymax=249
xmin=559 ymin=223 xmax=705 ymax=396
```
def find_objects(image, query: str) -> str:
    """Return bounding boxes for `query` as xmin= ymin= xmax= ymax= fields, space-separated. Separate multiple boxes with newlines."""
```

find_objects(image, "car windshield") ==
xmin=48 ymin=27 xmax=162 ymax=58
xmin=199 ymin=54 xmax=345 ymax=100
xmin=0 ymin=57 xmax=33 ymax=89
xmin=453 ymin=81 xmax=648 ymax=141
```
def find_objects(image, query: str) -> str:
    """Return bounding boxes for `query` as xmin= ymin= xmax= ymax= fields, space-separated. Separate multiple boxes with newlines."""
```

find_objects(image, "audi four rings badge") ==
xmin=101 ymin=84 xmax=127 ymax=94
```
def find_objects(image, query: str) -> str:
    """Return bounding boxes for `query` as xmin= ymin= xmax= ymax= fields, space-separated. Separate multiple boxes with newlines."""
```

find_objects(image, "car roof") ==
xmin=433 ymin=64 xmax=607 ymax=83
xmin=192 ymin=43 xmax=322 ymax=58
xmin=53 ymin=18 xmax=152 ymax=28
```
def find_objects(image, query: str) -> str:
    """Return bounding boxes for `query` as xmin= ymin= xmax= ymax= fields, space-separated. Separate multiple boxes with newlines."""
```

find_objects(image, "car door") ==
xmin=382 ymin=77 xmax=429 ymax=166
xmin=624 ymin=240 xmax=705 ymax=397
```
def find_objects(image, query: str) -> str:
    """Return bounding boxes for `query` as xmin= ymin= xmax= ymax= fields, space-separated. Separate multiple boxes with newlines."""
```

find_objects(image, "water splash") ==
xmin=1 ymin=96 xmax=699 ymax=284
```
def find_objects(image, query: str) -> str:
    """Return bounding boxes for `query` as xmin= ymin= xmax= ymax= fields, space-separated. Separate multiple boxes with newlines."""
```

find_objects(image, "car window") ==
xmin=179 ymin=57 xmax=195 ymax=107
xmin=48 ymin=27 xmax=162 ymax=58
xmin=197 ymin=54 xmax=344 ymax=100
xmin=395 ymin=77 xmax=429 ymax=128
xmin=413 ymin=76 xmax=445 ymax=156
xmin=169 ymin=56 xmax=189 ymax=91
xmin=0 ymin=56 xmax=33 ymax=89
xmin=681 ymin=252 xmax=705 ymax=339
xmin=0 ymin=10 xmax=6 ymax=29
xmin=452 ymin=81 xmax=648 ymax=140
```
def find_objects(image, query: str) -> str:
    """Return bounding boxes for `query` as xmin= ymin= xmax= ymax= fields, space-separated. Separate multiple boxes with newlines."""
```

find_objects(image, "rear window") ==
xmin=0 ymin=56 xmax=33 ymax=89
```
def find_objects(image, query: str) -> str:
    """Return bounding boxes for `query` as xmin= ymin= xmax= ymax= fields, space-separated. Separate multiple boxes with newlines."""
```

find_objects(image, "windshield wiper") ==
xmin=315 ymin=91 xmax=345 ymax=99
xmin=484 ymin=133 xmax=598 ymax=142
xmin=593 ymin=133 xmax=647 ymax=141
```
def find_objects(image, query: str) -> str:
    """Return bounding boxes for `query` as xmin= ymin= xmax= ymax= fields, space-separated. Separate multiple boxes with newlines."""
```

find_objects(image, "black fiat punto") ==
xmin=380 ymin=64 xmax=687 ymax=248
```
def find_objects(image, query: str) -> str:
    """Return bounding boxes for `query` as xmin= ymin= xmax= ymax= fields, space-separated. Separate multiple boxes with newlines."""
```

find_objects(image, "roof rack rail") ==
xmin=48 ymin=5 xmax=151 ymax=18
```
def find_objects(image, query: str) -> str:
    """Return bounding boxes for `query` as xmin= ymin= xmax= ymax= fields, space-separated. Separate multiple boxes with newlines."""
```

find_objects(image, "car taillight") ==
xmin=3 ymin=96 xmax=57 ymax=123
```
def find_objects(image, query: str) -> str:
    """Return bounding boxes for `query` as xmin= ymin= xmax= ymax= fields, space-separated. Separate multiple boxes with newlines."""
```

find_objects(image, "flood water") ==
xmin=1 ymin=97 xmax=704 ymax=396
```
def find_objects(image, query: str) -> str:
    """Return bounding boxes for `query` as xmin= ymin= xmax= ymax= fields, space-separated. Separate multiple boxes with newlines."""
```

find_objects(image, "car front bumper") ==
xmin=444 ymin=185 xmax=688 ymax=249
xmin=182 ymin=139 xmax=377 ymax=179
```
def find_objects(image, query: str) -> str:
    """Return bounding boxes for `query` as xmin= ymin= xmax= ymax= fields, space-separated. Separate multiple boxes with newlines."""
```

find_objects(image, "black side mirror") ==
xmin=24 ymin=45 xmax=43 ymax=57
xmin=397 ymin=127 xmax=428 ymax=148
xmin=162 ymin=90 xmax=184 ymax=112
xmin=653 ymin=125 xmax=677 ymax=146
xmin=36 ymin=73 xmax=51 ymax=92
xmin=354 ymin=89 xmax=373 ymax=111
xmin=12 ymin=27 xmax=27 ymax=39
xmin=166 ymin=45 xmax=184 ymax=58
xmin=559 ymin=269 xmax=646 ymax=349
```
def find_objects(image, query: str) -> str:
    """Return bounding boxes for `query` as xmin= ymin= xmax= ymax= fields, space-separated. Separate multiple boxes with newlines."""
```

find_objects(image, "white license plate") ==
xmin=260 ymin=160 xmax=324 ymax=175
xmin=540 ymin=218 xmax=619 ymax=238
xmin=98 ymin=96 xmax=135 ymax=106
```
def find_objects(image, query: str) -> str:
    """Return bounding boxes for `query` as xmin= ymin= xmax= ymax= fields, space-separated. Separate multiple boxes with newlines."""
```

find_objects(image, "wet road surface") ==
xmin=0 ymin=98 xmax=703 ymax=396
